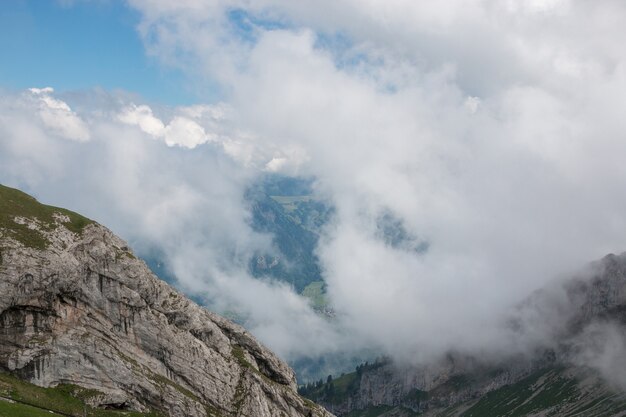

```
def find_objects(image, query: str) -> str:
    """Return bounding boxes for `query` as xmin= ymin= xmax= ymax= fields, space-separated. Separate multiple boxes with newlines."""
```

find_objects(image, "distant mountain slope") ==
xmin=0 ymin=184 xmax=334 ymax=417
xmin=247 ymin=189 xmax=324 ymax=293
xmin=139 ymin=175 xmax=332 ymax=304
xmin=307 ymin=362 xmax=626 ymax=417
xmin=246 ymin=175 xmax=332 ymax=295
xmin=302 ymin=253 xmax=626 ymax=417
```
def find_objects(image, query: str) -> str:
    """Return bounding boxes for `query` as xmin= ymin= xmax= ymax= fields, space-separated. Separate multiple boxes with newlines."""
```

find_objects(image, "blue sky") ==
xmin=0 ymin=0 xmax=194 ymax=104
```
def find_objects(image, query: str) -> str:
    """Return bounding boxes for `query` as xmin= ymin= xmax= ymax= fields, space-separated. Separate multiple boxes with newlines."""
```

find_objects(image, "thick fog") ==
xmin=2 ymin=0 xmax=626 ymax=372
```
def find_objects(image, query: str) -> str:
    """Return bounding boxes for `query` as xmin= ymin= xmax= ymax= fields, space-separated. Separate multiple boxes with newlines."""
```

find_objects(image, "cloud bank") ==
xmin=2 ymin=0 xmax=626 ymax=372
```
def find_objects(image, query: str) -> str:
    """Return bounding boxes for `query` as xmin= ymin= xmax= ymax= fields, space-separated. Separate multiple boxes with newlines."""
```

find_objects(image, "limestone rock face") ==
xmin=0 ymin=198 xmax=333 ymax=417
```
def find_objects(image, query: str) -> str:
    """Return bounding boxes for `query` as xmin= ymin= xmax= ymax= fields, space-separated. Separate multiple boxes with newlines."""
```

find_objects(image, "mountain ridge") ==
xmin=0 ymin=184 xmax=334 ymax=417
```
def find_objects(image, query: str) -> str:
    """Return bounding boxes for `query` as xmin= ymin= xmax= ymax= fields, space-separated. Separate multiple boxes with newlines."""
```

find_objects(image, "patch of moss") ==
xmin=204 ymin=403 xmax=224 ymax=417
xmin=0 ymin=184 xmax=93 ymax=249
xmin=231 ymin=370 xmax=248 ymax=414
xmin=230 ymin=345 xmax=277 ymax=387
xmin=115 ymin=349 xmax=141 ymax=370
xmin=302 ymin=398 xmax=317 ymax=409
xmin=148 ymin=373 xmax=201 ymax=404
xmin=114 ymin=249 xmax=136 ymax=262
xmin=231 ymin=345 xmax=253 ymax=370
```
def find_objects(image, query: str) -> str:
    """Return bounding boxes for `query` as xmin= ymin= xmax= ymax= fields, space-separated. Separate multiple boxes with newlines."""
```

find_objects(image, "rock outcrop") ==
xmin=0 ymin=184 xmax=333 ymax=417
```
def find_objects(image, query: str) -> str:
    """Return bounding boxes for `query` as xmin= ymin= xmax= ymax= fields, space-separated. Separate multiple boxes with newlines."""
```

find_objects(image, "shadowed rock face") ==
xmin=0 ymin=185 xmax=333 ymax=417
xmin=568 ymin=253 xmax=626 ymax=325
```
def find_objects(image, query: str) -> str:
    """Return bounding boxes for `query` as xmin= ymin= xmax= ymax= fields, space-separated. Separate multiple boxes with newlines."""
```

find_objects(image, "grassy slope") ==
xmin=305 ymin=366 xmax=626 ymax=417
xmin=0 ymin=184 xmax=93 ymax=249
xmin=0 ymin=399 xmax=67 ymax=417
xmin=0 ymin=372 xmax=159 ymax=417
xmin=301 ymin=372 xmax=360 ymax=405
xmin=461 ymin=367 xmax=626 ymax=417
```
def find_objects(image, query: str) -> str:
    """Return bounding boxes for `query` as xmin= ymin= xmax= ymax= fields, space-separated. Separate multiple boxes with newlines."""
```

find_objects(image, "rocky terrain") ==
xmin=302 ymin=254 xmax=626 ymax=416
xmin=0 ymin=184 xmax=334 ymax=417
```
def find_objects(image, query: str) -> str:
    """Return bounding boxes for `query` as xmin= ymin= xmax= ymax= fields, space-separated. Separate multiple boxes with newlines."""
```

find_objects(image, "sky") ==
xmin=0 ymin=1 xmax=193 ymax=104
xmin=2 ymin=0 xmax=626 ymax=379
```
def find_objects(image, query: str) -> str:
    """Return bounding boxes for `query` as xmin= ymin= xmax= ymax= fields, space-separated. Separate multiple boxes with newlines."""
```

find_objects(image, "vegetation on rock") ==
xmin=0 ymin=184 xmax=92 ymax=249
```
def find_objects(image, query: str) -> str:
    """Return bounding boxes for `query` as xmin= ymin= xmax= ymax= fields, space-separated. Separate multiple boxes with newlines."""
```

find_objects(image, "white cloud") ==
xmin=3 ymin=0 xmax=626 ymax=368
xmin=265 ymin=157 xmax=287 ymax=172
xmin=0 ymin=88 xmax=351 ymax=362
xmin=118 ymin=104 xmax=165 ymax=137
xmin=464 ymin=96 xmax=480 ymax=114
xmin=28 ymin=87 xmax=90 ymax=142
xmin=123 ymin=0 xmax=626 ymax=361
xmin=163 ymin=116 xmax=212 ymax=148
xmin=118 ymin=103 xmax=213 ymax=149
xmin=28 ymin=87 xmax=54 ymax=95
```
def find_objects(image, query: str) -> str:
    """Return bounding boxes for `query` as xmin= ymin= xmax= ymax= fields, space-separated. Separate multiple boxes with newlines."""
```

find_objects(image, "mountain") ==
xmin=301 ymin=253 xmax=626 ymax=416
xmin=246 ymin=175 xmax=332 ymax=296
xmin=0 ymin=184 xmax=335 ymax=417
xmin=247 ymin=189 xmax=323 ymax=294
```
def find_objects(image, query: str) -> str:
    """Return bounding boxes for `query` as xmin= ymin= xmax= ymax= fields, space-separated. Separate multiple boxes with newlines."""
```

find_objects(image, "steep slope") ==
xmin=0 ymin=184 xmax=333 ymax=417
xmin=307 ymin=361 xmax=626 ymax=417
xmin=303 ymin=253 xmax=626 ymax=417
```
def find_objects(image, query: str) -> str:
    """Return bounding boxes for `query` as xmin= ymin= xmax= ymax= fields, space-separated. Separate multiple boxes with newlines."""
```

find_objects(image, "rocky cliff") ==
xmin=0 ymin=184 xmax=334 ymax=417
xmin=303 ymin=253 xmax=626 ymax=416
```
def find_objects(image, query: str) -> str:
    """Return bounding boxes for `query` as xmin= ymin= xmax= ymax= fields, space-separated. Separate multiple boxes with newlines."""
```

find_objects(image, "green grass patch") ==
xmin=231 ymin=345 xmax=254 ymax=371
xmin=204 ymin=403 xmax=224 ymax=417
xmin=461 ymin=367 xmax=578 ymax=417
xmin=303 ymin=372 xmax=361 ymax=405
xmin=148 ymin=373 xmax=200 ymax=405
xmin=0 ymin=398 xmax=66 ymax=417
xmin=230 ymin=344 xmax=277 ymax=386
xmin=301 ymin=281 xmax=329 ymax=310
xmin=0 ymin=184 xmax=93 ymax=249
xmin=0 ymin=372 xmax=158 ymax=417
